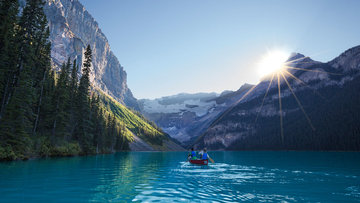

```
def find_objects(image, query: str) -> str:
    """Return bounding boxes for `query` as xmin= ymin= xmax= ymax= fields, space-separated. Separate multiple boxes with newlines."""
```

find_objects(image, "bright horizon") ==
xmin=79 ymin=0 xmax=360 ymax=99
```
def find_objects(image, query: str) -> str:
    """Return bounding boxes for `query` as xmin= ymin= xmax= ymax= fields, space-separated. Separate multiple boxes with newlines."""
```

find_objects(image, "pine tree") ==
xmin=52 ymin=58 xmax=71 ymax=140
xmin=105 ymin=114 xmax=116 ymax=151
xmin=36 ymin=69 xmax=55 ymax=136
xmin=75 ymin=45 xmax=93 ymax=153
xmin=0 ymin=0 xmax=52 ymax=159
xmin=91 ymin=95 xmax=104 ymax=153
xmin=0 ymin=67 xmax=33 ymax=159
xmin=32 ymin=21 xmax=51 ymax=136
xmin=69 ymin=59 xmax=79 ymax=102
xmin=0 ymin=0 xmax=19 ymax=120
xmin=68 ymin=59 xmax=79 ymax=137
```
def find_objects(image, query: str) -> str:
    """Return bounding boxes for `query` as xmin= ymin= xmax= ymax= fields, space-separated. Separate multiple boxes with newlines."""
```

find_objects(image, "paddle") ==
xmin=208 ymin=156 xmax=214 ymax=163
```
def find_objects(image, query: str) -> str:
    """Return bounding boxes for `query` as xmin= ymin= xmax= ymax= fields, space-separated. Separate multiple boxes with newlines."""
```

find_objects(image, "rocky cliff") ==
xmin=42 ymin=0 xmax=138 ymax=109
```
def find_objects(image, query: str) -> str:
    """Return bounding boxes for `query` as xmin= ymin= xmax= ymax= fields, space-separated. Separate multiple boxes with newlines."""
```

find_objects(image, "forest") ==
xmin=0 ymin=0 xmax=132 ymax=160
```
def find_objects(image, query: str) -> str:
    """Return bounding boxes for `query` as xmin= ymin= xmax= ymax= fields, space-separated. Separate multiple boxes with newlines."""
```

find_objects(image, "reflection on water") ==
xmin=0 ymin=151 xmax=359 ymax=202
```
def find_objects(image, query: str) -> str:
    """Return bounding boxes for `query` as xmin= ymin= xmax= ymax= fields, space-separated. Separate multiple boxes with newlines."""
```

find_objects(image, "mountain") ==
xmin=40 ymin=0 xmax=139 ymax=109
xmin=11 ymin=0 xmax=183 ymax=153
xmin=40 ymin=0 xmax=185 ymax=151
xmin=43 ymin=0 xmax=185 ymax=151
xmin=139 ymin=85 xmax=253 ymax=146
xmin=193 ymin=46 xmax=360 ymax=150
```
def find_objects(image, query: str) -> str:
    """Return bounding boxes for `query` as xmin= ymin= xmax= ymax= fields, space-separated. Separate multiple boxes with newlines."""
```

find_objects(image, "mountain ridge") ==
xmin=139 ymin=47 xmax=360 ymax=150
xmin=193 ymin=45 xmax=360 ymax=150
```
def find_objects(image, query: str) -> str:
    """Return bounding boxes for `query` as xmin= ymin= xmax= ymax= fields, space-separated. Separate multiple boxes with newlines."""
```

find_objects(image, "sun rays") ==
xmin=250 ymin=51 xmax=336 ymax=143
xmin=213 ymin=50 xmax=339 ymax=144
xmin=280 ymin=72 xmax=315 ymax=131
xmin=255 ymin=73 xmax=275 ymax=123
xmin=277 ymin=72 xmax=284 ymax=143
xmin=257 ymin=50 xmax=290 ymax=78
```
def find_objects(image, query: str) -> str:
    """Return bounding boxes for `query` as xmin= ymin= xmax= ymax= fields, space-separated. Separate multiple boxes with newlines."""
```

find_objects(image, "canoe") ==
xmin=189 ymin=159 xmax=208 ymax=165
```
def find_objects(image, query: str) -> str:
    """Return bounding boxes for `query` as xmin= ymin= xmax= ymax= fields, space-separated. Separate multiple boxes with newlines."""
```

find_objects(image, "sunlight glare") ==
xmin=257 ymin=50 xmax=290 ymax=78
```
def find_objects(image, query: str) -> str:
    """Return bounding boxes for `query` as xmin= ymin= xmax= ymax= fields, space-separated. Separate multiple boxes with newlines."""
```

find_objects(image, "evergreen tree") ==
xmin=0 ymin=67 xmax=33 ymax=159
xmin=105 ymin=114 xmax=116 ymax=151
xmin=69 ymin=59 xmax=79 ymax=102
xmin=36 ymin=69 xmax=55 ymax=136
xmin=32 ymin=20 xmax=51 ymax=136
xmin=68 ymin=59 xmax=79 ymax=137
xmin=91 ymin=95 xmax=104 ymax=153
xmin=75 ymin=45 xmax=93 ymax=152
xmin=0 ymin=0 xmax=19 ymax=119
xmin=0 ymin=0 xmax=56 ymax=159
xmin=52 ymin=58 xmax=71 ymax=140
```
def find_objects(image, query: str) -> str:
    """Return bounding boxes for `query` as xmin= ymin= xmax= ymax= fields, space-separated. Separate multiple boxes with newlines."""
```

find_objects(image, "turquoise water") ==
xmin=0 ymin=151 xmax=359 ymax=202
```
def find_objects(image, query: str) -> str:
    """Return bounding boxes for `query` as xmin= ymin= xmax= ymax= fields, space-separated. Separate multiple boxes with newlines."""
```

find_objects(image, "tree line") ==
xmin=0 ymin=0 xmax=129 ymax=160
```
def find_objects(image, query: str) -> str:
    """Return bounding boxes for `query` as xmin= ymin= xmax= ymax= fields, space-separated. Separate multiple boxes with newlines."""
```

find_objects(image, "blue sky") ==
xmin=79 ymin=0 xmax=360 ymax=99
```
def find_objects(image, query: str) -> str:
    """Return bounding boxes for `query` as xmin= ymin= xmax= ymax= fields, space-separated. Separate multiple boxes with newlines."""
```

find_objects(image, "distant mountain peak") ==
xmin=237 ymin=83 xmax=254 ymax=92
xmin=287 ymin=52 xmax=314 ymax=64
xmin=288 ymin=52 xmax=306 ymax=60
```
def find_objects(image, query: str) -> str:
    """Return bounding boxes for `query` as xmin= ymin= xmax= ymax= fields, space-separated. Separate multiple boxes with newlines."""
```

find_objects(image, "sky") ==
xmin=79 ymin=0 xmax=360 ymax=99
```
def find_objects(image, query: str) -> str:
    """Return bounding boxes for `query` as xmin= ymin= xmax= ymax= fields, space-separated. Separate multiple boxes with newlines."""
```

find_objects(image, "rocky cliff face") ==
xmin=42 ymin=0 xmax=139 ymax=109
xmin=194 ymin=46 xmax=360 ymax=150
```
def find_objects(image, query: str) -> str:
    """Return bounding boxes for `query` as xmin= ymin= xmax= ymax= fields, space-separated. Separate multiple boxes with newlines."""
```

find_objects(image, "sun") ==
xmin=257 ymin=50 xmax=290 ymax=78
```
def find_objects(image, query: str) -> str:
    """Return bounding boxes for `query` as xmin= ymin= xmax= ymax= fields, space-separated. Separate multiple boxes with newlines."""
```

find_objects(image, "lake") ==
xmin=0 ymin=151 xmax=359 ymax=202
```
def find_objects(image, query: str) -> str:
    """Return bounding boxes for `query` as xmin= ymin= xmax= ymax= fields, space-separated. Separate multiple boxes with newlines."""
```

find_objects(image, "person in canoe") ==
xmin=201 ymin=148 xmax=214 ymax=163
xmin=190 ymin=147 xmax=197 ymax=160
xmin=201 ymin=148 xmax=208 ymax=160
xmin=188 ymin=148 xmax=215 ymax=165
xmin=187 ymin=149 xmax=192 ymax=160
xmin=198 ymin=149 xmax=204 ymax=158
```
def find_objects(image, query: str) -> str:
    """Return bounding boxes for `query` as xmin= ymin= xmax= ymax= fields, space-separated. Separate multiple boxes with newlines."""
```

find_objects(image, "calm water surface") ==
xmin=0 ymin=151 xmax=359 ymax=202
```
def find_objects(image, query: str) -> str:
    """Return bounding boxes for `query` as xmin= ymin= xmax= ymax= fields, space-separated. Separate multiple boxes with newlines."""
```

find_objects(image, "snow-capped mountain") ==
xmin=139 ymin=86 xmax=253 ymax=146
xmin=141 ymin=93 xmax=219 ymax=117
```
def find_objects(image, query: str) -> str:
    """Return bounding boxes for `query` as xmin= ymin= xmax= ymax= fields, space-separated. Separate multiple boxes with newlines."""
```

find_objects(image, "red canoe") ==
xmin=189 ymin=159 xmax=208 ymax=165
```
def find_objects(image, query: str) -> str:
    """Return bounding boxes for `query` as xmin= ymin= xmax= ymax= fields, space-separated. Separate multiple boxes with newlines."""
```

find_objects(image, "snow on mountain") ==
xmin=139 ymin=87 xmax=253 ymax=145
xmin=142 ymin=98 xmax=218 ymax=117
xmin=139 ymin=92 xmax=221 ymax=144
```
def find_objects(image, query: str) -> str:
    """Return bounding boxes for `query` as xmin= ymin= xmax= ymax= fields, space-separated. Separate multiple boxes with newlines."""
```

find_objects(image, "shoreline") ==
xmin=2 ymin=149 xmax=359 ymax=162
